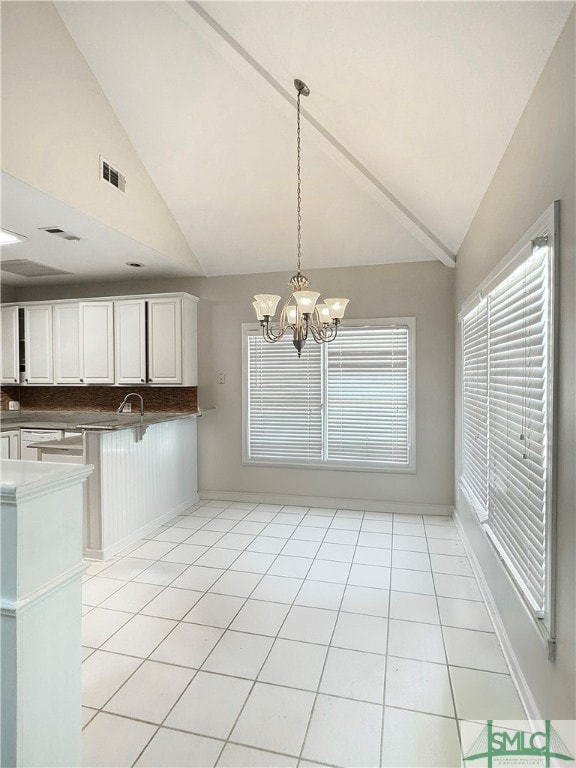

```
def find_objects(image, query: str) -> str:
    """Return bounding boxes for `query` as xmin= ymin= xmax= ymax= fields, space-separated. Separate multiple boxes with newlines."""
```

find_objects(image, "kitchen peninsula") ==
xmin=1 ymin=410 xmax=201 ymax=559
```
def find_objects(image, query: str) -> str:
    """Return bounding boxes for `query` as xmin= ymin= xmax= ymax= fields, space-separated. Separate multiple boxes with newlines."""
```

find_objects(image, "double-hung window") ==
xmin=460 ymin=203 xmax=557 ymax=635
xmin=244 ymin=318 xmax=415 ymax=472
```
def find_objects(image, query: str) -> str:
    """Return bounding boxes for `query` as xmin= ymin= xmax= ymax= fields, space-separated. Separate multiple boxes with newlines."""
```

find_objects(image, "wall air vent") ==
xmin=39 ymin=226 xmax=82 ymax=241
xmin=100 ymin=156 xmax=126 ymax=193
xmin=0 ymin=259 xmax=73 ymax=278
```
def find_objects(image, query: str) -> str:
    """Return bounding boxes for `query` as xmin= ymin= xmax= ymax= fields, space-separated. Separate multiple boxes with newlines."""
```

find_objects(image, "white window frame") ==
xmin=458 ymin=201 xmax=558 ymax=640
xmin=242 ymin=317 xmax=416 ymax=473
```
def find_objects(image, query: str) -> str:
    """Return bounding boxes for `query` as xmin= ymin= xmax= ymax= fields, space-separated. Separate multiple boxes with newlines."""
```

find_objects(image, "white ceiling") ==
xmin=4 ymin=1 xmax=573 ymax=282
xmin=0 ymin=174 xmax=194 ymax=286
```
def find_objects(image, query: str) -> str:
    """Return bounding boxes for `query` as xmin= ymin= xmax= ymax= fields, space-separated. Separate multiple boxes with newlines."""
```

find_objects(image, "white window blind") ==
xmin=244 ymin=320 xmax=414 ymax=470
xmin=461 ymin=300 xmax=489 ymax=520
xmin=486 ymin=248 xmax=550 ymax=616
xmin=460 ymin=213 xmax=555 ymax=628
xmin=327 ymin=325 xmax=410 ymax=465
xmin=247 ymin=334 xmax=322 ymax=461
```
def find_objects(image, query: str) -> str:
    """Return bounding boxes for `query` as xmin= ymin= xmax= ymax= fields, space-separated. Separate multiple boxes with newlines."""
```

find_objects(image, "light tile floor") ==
xmin=81 ymin=500 xmax=527 ymax=767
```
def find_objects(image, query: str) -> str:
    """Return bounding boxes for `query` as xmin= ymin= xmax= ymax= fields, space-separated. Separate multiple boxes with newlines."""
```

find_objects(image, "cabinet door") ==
xmin=115 ymin=300 xmax=147 ymax=384
xmin=1 ymin=431 xmax=20 ymax=460
xmin=147 ymin=298 xmax=182 ymax=384
xmin=24 ymin=305 xmax=53 ymax=384
xmin=0 ymin=434 xmax=11 ymax=459
xmin=80 ymin=302 xmax=114 ymax=383
xmin=54 ymin=304 xmax=82 ymax=383
xmin=0 ymin=306 xmax=19 ymax=384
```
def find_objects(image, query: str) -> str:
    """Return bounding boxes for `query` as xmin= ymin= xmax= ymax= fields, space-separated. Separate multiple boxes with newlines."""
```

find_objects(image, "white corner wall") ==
xmin=0 ymin=1 xmax=196 ymax=270
xmin=454 ymin=11 xmax=575 ymax=717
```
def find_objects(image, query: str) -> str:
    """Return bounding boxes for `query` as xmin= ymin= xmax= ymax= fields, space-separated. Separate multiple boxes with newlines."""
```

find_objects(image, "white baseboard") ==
xmin=84 ymin=494 xmax=200 ymax=561
xmin=452 ymin=507 xmax=541 ymax=722
xmin=199 ymin=490 xmax=452 ymax=516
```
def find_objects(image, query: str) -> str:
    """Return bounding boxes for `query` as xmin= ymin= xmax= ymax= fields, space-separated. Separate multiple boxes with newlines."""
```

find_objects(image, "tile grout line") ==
xmin=426 ymin=516 xmax=464 ymax=756
xmin=378 ymin=516 xmax=396 ymax=768
xmin=296 ymin=508 xmax=367 ymax=766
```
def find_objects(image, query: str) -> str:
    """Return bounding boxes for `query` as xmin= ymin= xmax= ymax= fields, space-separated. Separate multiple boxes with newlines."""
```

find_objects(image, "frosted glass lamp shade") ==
xmin=324 ymin=298 xmax=349 ymax=319
xmin=254 ymin=294 xmax=281 ymax=317
xmin=252 ymin=301 xmax=265 ymax=321
xmin=286 ymin=305 xmax=298 ymax=324
xmin=293 ymin=291 xmax=320 ymax=314
xmin=315 ymin=303 xmax=332 ymax=324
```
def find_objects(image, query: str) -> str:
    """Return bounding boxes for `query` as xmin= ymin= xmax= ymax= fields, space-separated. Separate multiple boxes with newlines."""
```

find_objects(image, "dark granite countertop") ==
xmin=1 ymin=410 xmax=201 ymax=432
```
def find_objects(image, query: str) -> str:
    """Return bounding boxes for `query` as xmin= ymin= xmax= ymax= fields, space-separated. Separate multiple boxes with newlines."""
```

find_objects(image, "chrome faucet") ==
xmin=117 ymin=392 xmax=144 ymax=416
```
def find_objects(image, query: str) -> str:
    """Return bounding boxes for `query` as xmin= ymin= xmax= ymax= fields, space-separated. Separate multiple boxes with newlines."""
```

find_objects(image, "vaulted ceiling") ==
xmin=2 ymin=1 xmax=573 ymax=282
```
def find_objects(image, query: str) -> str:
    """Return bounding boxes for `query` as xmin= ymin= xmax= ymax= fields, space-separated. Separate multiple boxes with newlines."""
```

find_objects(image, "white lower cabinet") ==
xmin=0 ymin=430 xmax=20 ymax=459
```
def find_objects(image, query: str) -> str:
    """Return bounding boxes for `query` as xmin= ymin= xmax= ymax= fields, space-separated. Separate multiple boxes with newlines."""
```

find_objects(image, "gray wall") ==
xmin=14 ymin=259 xmax=455 ymax=508
xmin=454 ymin=11 xmax=575 ymax=717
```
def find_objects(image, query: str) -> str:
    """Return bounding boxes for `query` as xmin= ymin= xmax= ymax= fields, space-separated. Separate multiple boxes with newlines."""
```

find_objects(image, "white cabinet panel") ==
xmin=1 ymin=431 xmax=20 ymax=459
xmin=0 ymin=306 xmax=19 ymax=384
xmin=115 ymin=300 xmax=146 ymax=384
xmin=80 ymin=302 xmax=114 ymax=384
xmin=24 ymin=305 xmax=53 ymax=384
xmin=147 ymin=298 xmax=182 ymax=384
xmin=54 ymin=304 xmax=81 ymax=383
xmin=1 ymin=431 xmax=19 ymax=459
xmin=0 ymin=434 xmax=10 ymax=459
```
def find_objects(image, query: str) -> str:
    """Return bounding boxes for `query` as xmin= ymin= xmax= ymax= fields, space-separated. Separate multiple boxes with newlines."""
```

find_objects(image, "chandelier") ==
xmin=253 ymin=79 xmax=349 ymax=357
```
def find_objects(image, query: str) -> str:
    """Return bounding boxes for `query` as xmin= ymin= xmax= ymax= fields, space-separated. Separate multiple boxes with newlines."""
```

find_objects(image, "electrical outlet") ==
xmin=8 ymin=400 xmax=20 ymax=411
xmin=122 ymin=403 xmax=132 ymax=412
xmin=217 ymin=373 xmax=225 ymax=385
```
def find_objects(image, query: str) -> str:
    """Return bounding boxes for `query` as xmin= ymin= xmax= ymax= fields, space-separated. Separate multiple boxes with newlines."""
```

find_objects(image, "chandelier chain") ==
xmin=296 ymin=89 xmax=302 ymax=275
xmin=252 ymin=77 xmax=348 ymax=357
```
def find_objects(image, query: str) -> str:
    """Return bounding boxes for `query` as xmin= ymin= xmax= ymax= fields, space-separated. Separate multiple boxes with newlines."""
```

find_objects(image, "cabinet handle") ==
xmin=24 ymin=378 xmax=28 ymax=383
xmin=141 ymin=379 xmax=144 ymax=382
xmin=80 ymin=379 xmax=84 ymax=383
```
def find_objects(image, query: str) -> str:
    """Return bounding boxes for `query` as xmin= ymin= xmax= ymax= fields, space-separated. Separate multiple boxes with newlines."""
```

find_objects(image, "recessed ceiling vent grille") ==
xmin=100 ymin=156 xmax=126 ymax=192
xmin=0 ymin=259 xmax=73 ymax=277
xmin=39 ymin=227 xmax=82 ymax=241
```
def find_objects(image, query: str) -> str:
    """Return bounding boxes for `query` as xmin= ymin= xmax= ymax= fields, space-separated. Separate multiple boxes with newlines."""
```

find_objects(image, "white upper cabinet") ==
xmin=146 ymin=295 xmax=197 ymax=385
xmin=54 ymin=302 xmax=114 ymax=384
xmin=115 ymin=299 xmax=147 ymax=385
xmin=0 ymin=305 xmax=19 ymax=384
xmin=2 ymin=293 xmax=197 ymax=387
xmin=54 ymin=304 xmax=81 ymax=384
xmin=80 ymin=302 xmax=114 ymax=384
xmin=147 ymin=297 xmax=183 ymax=384
xmin=24 ymin=305 xmax=53 ymax=384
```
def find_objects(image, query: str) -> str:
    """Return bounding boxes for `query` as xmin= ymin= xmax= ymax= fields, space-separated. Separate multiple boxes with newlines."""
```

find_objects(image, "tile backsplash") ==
xmin=0 ymin=385 xmax=197 ymax=412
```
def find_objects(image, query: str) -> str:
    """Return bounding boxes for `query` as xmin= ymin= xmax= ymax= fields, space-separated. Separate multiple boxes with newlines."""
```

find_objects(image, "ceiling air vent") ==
xmin=39 ymin=226 xmax=82 ymax=241
xmin=100 ymin=156 xmax=126 ymax=193
xmin=0 ymin=259 xmax=73 ymax=278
